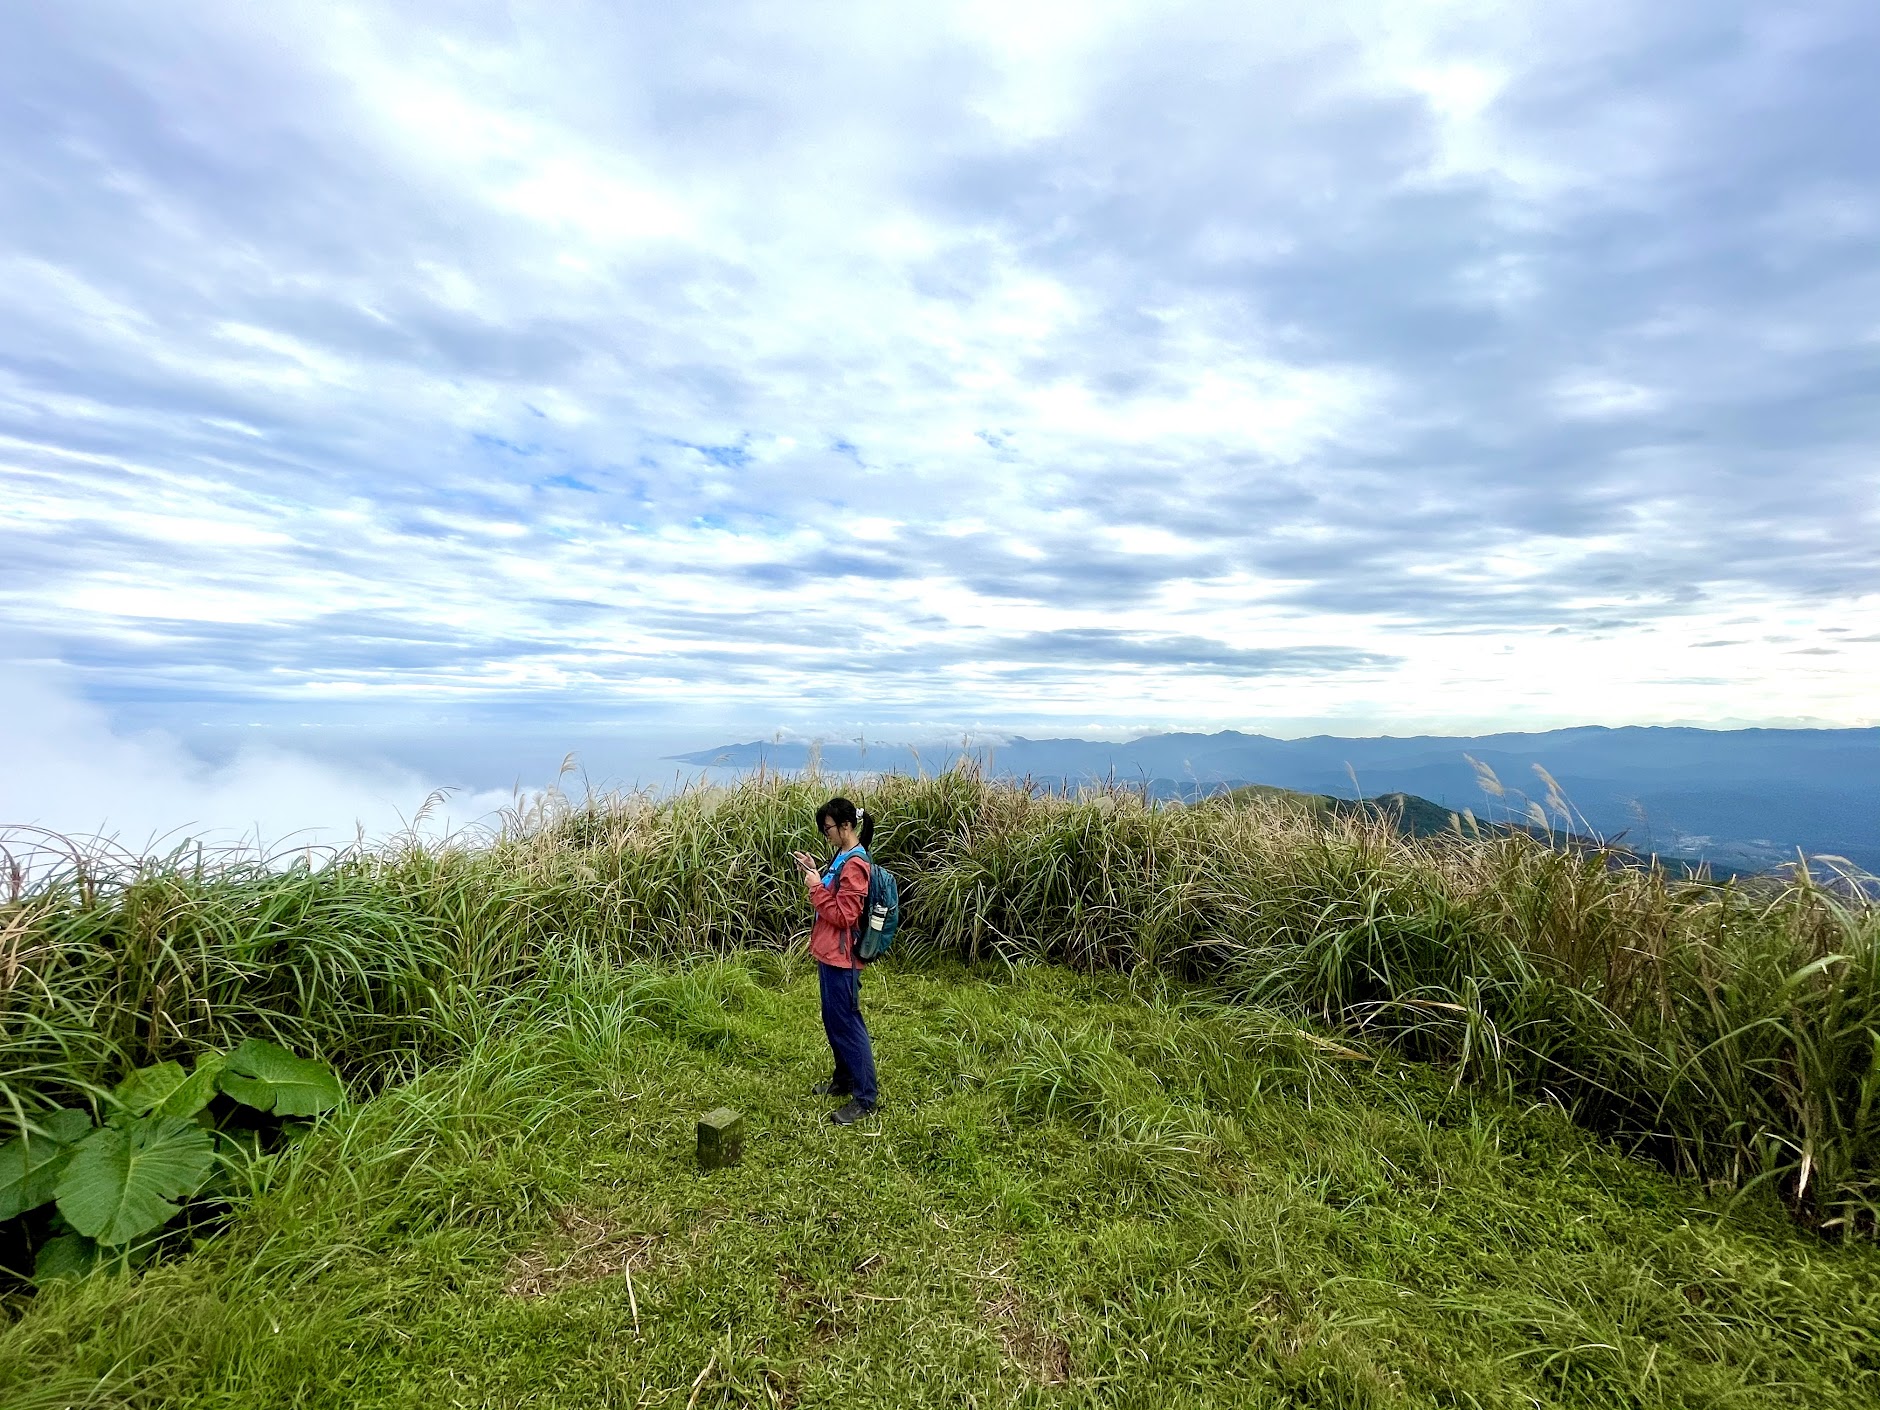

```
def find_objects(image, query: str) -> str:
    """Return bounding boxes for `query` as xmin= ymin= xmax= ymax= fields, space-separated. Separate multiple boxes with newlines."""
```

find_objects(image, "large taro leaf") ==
xmin=0 ymin=1108 xmax=94 ymax=1220
xmin=112 ymin=1061 xmax=190 ymax=1117
xmin=116 ymin=1053 xmax=229 ymax=1122
xmin=160 ymin=1052 xmax=229 ymax=1120
xmin=54 ymin=1117 xmax=215 ymax=1246
xmin=33 ymin=1232 xmax=105 ymax=1283
xmin=217 ymin=1038 xmax=344 ymax=1117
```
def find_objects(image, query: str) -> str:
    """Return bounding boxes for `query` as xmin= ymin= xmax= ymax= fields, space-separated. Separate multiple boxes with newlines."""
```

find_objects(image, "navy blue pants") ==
xmin=818 ymin=962 xmax=878 ymax=1107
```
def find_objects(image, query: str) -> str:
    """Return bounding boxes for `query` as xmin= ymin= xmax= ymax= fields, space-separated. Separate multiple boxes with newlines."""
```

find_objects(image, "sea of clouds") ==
xmin=2 ymin=659 xmax=518 ymax=860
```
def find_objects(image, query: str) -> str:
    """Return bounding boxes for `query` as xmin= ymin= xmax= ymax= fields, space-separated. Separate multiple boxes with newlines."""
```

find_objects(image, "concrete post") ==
xmin=697 ymin=1107 xmax=744 ymax=1169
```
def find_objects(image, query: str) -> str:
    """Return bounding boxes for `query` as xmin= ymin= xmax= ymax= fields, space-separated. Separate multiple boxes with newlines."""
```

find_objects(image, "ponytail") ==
xmin=816 ymin=796 xmax=875 ymax=848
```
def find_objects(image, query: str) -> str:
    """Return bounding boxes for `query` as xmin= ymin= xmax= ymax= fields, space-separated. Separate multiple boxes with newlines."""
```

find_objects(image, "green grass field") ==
xmin=8 ymin=954 xmax=1880 ymax=1409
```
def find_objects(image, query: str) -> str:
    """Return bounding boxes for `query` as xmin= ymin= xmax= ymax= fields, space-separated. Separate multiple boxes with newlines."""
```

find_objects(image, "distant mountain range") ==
xmin=672 ymin=726 xmax=1880 ymax=877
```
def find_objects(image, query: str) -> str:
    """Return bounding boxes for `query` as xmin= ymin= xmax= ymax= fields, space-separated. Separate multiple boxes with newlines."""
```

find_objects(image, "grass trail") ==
xmin=6 ymin=956 xmax=1879 ymax=1409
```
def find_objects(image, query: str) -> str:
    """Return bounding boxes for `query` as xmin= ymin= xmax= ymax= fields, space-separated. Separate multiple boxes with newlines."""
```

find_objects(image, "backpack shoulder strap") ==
xmin=821 ymin=846 xmax=870 ymax=889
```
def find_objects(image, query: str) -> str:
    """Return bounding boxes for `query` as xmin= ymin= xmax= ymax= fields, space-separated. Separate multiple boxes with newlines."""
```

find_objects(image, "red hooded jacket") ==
xmin=807 ymin=852 xmax=870 ymax=968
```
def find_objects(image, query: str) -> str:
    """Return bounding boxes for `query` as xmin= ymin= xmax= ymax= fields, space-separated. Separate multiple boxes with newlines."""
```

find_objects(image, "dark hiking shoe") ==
xmin=829 ymin=1099 xmax=876 ymax=1126
xmin=809 ymin=1079 xmax=851 ymax=1097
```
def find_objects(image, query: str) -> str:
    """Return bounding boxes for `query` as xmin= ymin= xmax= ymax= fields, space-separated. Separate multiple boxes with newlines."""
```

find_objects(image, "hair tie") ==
xmin=857 ymin=807 xmax=866 ymax=819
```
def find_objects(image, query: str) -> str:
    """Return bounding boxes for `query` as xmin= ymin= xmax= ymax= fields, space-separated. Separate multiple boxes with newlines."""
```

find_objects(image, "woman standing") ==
xmin=791 ymin=796 xmax=879 ymax=1125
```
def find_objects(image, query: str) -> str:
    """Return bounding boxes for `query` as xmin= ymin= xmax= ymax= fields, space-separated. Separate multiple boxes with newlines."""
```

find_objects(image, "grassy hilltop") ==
xmin=4 ymin=770 xmax=1880 ymax=1406
xmin=7 ymin=958 xmax=1880 ymax=1409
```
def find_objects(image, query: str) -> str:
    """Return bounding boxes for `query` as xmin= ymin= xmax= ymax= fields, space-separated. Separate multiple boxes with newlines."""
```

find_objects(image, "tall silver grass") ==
xmin=4 ymin=767 xmax=1876 ymax=1232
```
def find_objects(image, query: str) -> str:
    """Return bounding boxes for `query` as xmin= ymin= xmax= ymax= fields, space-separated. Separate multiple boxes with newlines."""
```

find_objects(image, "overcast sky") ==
xmin=4 ymin=0 xmax=1879 ymax=836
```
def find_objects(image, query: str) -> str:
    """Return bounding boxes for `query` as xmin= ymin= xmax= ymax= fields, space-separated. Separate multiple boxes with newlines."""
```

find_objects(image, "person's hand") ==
xmin=791 ymin=850 xmax=819 ymax=879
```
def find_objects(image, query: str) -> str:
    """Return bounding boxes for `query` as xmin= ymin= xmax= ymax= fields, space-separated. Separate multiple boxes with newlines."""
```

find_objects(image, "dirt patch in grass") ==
xmin=776 ymin=1264 xmax=850 ymax=1342
xmin=772 ymin=1252 xmax=895 ymax=1344
xmin=986 ymin=1285 xmax=1071 ymax=1385
xmin=965 ymin=1255 xmax=1072 ymax=1388
xmin=501 ymin=1207 xmax=662 ymax=1299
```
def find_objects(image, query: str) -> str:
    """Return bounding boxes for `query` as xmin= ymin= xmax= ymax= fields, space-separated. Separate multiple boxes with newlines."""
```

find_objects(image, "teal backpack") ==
xmin=853 ymin=851 xmax=902 ymax=963
xmin=823 ymin=845 xmax=902 ymax=963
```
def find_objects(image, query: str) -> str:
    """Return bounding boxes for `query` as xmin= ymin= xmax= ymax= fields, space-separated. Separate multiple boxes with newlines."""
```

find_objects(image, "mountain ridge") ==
xmin=672 ymin=725 xmax=1880 ymax=875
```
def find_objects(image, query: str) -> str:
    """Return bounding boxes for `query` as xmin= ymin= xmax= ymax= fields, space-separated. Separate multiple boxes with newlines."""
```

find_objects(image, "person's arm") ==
xmin=807 ymin=856 xmax=869 ymax=932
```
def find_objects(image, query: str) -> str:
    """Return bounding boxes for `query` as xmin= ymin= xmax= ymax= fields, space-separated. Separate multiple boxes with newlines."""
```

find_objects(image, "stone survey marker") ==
xmin=697 ymin=1107 xmax=743 ymax=1169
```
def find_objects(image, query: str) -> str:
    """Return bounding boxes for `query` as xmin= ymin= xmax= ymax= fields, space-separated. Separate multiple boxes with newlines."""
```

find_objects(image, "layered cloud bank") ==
xmin=2 ymin=1 xmax=1877 ymax=751
xmin=0 ymin=660 xmax=514 ymax=854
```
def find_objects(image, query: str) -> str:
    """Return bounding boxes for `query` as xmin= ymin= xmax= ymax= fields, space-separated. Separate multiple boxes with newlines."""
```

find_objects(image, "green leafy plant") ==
xmin=0 ymin=1040 xmax=344 ymax=1287
xmin=56 ymin=1117 xmax=215 ymax=1246
xmin=218 ymin=1038 xmax=345 ymax=1117
xmin=0 ymin=1109 xmax=91 ymax=1220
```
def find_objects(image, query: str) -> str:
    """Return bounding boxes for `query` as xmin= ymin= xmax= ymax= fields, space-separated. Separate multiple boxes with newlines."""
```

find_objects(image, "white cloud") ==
xmin=1551 ymin=373 xmax=1663 ymax=420
xmin=0 ymin=0 xmax=1876 ymax=775
xmin=0 ymin=657 xmax=515 ymax=854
